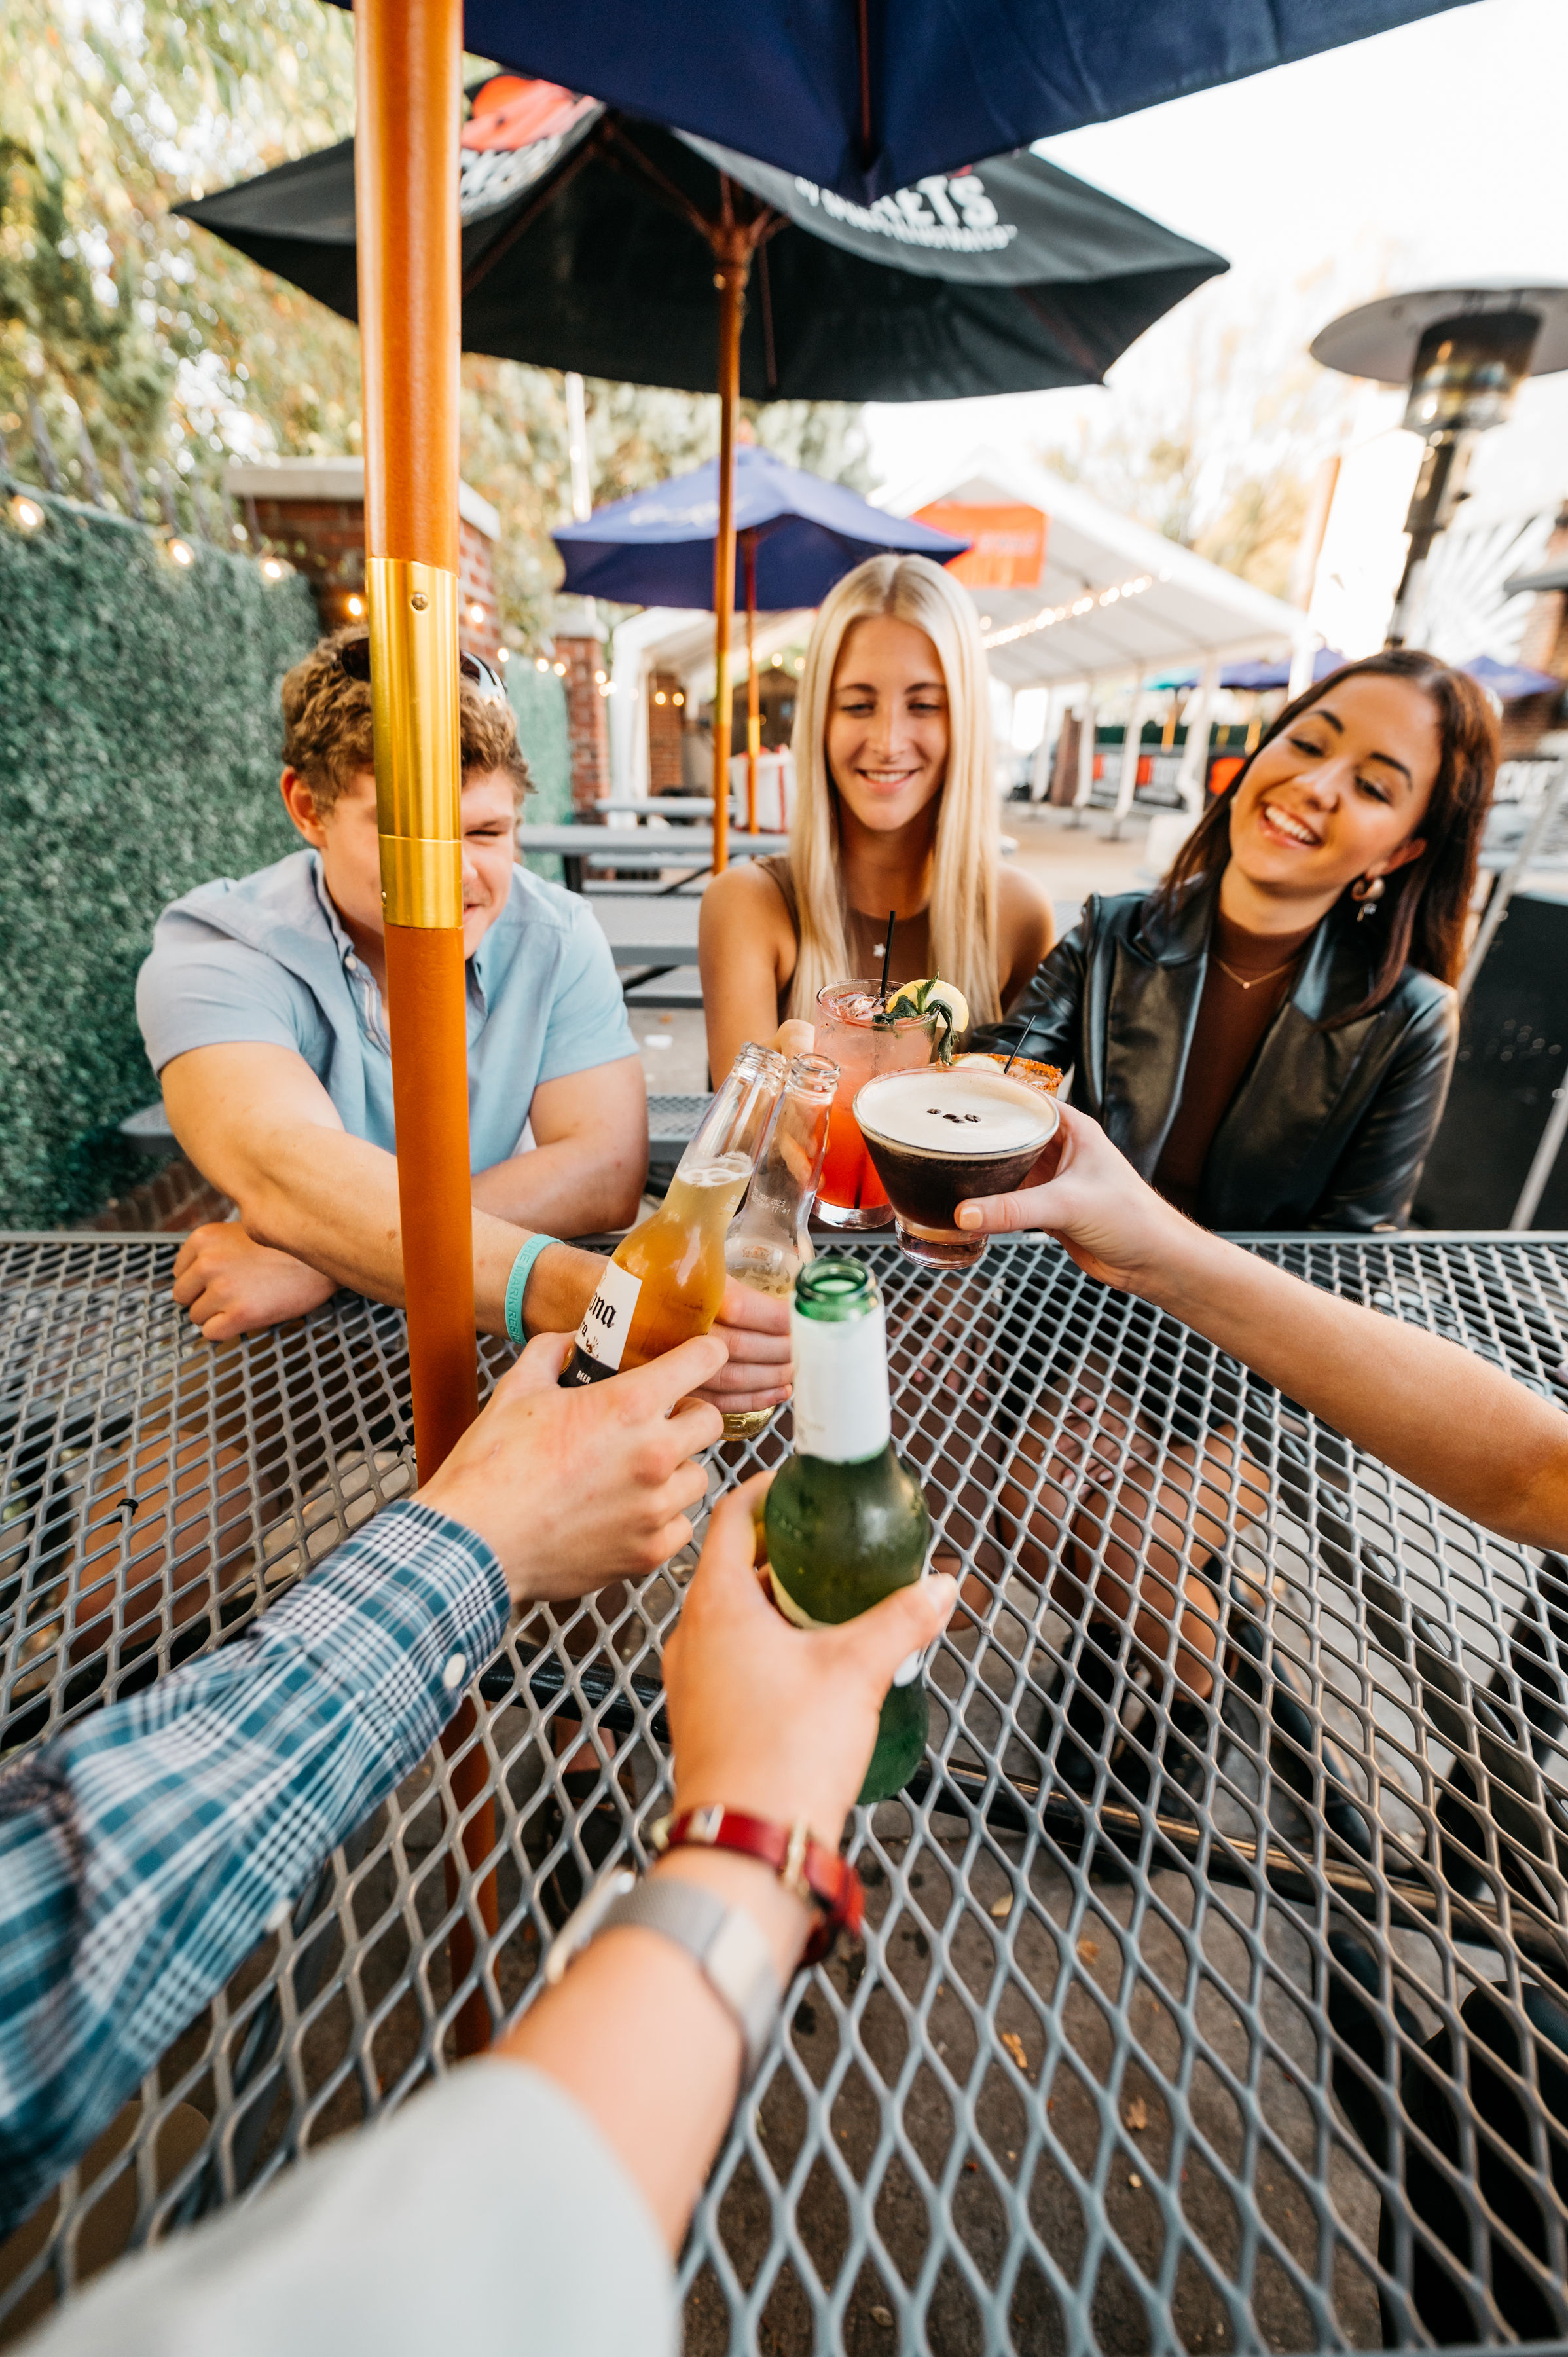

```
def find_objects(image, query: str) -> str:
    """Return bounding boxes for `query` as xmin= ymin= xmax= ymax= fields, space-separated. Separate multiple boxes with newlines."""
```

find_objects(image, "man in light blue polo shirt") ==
xmin=135 ymin=630 xmax=663 ymax=1356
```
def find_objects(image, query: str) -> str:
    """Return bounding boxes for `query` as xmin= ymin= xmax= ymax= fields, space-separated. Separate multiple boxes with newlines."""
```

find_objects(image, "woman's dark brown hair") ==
xmin=1154 ymin=649 xmax=1499 ymax=1027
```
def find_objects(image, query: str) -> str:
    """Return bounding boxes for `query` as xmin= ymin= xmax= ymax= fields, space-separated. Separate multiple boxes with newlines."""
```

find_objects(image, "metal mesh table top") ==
xmin=3 ymin=1228 xmax=1568 ymax=2354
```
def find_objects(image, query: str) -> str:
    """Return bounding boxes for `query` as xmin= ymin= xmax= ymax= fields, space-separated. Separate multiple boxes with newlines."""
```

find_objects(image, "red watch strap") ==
xmin=652 ymin=1806 xmax=864 ymax=1964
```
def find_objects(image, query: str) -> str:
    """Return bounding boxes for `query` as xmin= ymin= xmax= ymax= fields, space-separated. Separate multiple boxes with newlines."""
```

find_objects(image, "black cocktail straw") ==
xmin=877 ymin=909 xmax=896 ymax=1005
xmin=1003 ymin=1010 xmax=1042 ymax=1075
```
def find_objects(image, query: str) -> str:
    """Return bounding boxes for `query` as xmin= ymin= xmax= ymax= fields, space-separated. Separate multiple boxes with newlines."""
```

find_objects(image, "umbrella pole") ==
xmin=710 ymin=235 xmax=748 ymax=874
xmin=356 ymin=0 xmax=494 ymax=2057
xmin=743 ymin=533 xmax=759 ymax=835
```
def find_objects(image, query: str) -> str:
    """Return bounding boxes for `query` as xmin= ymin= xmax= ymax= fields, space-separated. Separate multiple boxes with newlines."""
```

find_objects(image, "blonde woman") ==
xmin=700 ymin=554 xmax=1053 ymax=1078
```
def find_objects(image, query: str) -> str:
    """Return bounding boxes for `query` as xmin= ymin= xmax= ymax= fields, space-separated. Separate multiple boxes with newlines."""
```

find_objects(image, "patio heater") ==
xmin=1309 ymin=283 xmax=1568 ymax=646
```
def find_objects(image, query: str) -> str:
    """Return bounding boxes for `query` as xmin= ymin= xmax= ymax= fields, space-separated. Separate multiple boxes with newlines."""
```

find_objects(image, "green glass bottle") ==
xmin=763 ymin=1258 xmax=933 ymax=1803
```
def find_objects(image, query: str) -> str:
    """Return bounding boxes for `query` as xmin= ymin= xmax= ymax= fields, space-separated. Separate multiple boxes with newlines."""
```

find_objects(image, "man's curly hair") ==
xmin=280 ymin=629 xmax=531 ymax=813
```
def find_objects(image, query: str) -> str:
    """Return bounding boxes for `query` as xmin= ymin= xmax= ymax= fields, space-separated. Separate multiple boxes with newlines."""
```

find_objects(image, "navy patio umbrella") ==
xmin=553 ymin=443 xmax=970 ymax=823
xmin=553 ymin=444 xmax=968 ymax=610
xmin=328 ymin=0 xmax=1464 ymax=206
xmin=1222 ymin=647 xmax=1350 ymax=692
xmin=1464 ymin=652 xmax=1564 ymax=704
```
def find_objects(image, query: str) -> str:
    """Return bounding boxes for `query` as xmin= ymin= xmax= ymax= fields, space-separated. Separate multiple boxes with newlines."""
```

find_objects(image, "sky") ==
xmin=863 ymin=0 xmax=1568 ymax=522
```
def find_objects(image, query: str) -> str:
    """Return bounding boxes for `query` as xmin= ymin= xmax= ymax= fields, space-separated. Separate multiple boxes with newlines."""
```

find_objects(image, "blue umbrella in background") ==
xmin=346 ymin=0 xmax=1464 ymax=206
xmin=553 ymin=443 xmax=966 ymax=608
xmin=1221 ymin=647 xmax=1350 ymax=692
xmin=555 ymin=445 xmax=969 ymax=822
xmin=1149 ymin=649 xmax=1349 ymax=693
xmin=1464 ymin=653 xmax=1564 ymax=704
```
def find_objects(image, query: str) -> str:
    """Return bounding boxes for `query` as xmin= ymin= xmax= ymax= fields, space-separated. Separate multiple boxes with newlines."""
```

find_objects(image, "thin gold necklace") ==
xmin=1212 ymin=951 xmax=1300 ymax=993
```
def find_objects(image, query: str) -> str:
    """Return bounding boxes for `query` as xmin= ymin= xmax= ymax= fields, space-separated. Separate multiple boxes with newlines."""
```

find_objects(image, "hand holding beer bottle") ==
xmin=561 ymin=1044 xmax=786 ymax=1389
xmin=763 ymin=1259 xmax=934 ymax=1801
xmin=721 ymin=1053 xmax=839 ymax=1440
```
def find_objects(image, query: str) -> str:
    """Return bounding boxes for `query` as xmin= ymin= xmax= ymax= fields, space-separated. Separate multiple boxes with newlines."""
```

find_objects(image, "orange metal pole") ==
xmin=743 ymin=534 xmax=759 ymax=835
xmin=710 ymin=238 xmax=747 ymax=874
xmin=356 ymin=0 xmax=494 ymax=2057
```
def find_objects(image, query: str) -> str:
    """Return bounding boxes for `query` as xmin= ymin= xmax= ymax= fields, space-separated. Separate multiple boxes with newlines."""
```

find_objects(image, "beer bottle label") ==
xmin=568 ymin=1260 xmax=643 ymax=1379
xmin=790 ymin=1297 xmax=891 ymax=1463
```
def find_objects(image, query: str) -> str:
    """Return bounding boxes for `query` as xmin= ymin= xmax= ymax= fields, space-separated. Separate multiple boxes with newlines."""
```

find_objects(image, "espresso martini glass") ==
xmin=854 ymin=1066 xmax=1059 ymax=1269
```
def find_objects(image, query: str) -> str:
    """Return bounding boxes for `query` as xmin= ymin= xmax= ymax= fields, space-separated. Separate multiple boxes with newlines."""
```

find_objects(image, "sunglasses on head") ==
xmin=336 ymin=635 xmax=509 ymax=707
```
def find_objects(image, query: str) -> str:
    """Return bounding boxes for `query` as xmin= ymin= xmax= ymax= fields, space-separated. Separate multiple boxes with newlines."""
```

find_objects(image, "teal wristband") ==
xmin=505 ymin=1234 xmax=560 ymax=1347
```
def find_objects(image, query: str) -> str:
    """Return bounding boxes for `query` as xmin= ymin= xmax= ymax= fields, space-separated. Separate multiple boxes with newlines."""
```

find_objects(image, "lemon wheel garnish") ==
xmin=884 ymin=976 xmax=971 ymax=1033
xmin=922 ymin=979 xmax=970 ymax=1032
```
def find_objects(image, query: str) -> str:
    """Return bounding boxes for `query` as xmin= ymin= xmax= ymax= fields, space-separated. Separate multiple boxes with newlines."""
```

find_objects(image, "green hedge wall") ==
xmin=0 ymin=493 xmax=317 ymax=1228
xmin=507 ymin=659 xmax=570 ymax=883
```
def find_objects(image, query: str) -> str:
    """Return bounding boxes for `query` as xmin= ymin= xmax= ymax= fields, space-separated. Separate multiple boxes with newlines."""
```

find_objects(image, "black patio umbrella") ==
xmin=179 ymin=80 xmax=1224 ymax=402
xmin=182 ymin=79 xmax=1224 ymax=866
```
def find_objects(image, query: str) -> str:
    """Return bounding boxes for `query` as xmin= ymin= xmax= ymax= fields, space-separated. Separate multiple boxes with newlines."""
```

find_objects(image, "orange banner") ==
xmin=915 ymin=500 xmax=1048 ymax=588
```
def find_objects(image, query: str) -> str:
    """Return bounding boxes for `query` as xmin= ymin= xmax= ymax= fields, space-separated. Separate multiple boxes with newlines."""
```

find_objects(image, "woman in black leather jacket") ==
xmin=968 ymin=653 xmax=1497 ymax=1776
xmin=975 ymin=649 xmax=1498 ymax=1231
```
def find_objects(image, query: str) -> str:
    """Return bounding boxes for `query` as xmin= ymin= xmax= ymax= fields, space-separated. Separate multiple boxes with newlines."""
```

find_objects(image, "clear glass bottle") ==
xmin=560 ymin=1043 xmax=786 ymax=1387
xmin=721 ymin=1053 xmax=839 ymax=1440
xmin=763 ymin=1259 xmax=933 ymax=1802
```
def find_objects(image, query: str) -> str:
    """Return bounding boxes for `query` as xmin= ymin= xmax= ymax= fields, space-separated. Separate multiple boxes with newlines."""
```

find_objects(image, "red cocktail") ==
xmin=814 ymin=982 xmax=934 ymax=1228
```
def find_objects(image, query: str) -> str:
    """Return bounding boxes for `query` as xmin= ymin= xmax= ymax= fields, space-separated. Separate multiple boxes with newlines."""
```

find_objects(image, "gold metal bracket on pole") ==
xmin=367 ymin=557 xmax=462 ymax=930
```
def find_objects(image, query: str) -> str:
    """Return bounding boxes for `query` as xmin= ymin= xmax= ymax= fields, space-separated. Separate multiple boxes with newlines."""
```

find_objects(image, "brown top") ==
xmin=756 ymin=854 xmax=932 ymax=1023
xmin=1152 ymin=906 xmax=1319 ymax=1220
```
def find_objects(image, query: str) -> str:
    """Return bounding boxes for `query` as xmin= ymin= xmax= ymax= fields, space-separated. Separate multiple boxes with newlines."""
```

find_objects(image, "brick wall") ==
xmin=457 ymin=517 xmax=501 ymax=661
xmin=232 ymin=460 xmax=500 ymax=654
xmin=557 ymin=635 xmax=610 ymax=813
xmin=249 ymin=494 xmax=367 ymax=632
xmin=80 ymin=1156 xmax=234 ymax=1233
xmin=649 ymin=670 xmax=685 ymax=795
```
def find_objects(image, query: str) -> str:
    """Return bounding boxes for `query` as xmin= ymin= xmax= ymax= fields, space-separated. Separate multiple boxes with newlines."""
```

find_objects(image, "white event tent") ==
xmin=877 ymin=448 xmax=1317 ymax=816
xmin=606 ymin=445 xmax=1317 ymax=819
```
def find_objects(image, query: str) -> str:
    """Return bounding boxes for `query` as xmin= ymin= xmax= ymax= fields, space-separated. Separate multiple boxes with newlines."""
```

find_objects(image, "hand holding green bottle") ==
xmin=666 ymin=1478 xmax=957 ymax=1845
xmin=761 ymin=1258 xmax=940 ymax=1802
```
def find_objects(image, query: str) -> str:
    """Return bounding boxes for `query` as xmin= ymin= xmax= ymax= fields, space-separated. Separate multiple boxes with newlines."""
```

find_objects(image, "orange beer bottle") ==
xmin=560 ymin=1044 xmax=786 ymax=1387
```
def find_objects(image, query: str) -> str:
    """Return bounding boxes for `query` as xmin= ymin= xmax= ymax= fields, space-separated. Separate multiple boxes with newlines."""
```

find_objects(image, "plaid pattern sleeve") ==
xmin=0 ymin=1499 xmax=509 ymax=2232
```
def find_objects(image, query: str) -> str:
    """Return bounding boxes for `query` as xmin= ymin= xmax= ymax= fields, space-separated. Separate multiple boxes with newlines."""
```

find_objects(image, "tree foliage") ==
xmin=1038 ymin=265 xmax=1372 ymax=602
xmin=1 ymin=1 xmax=865 ymax=640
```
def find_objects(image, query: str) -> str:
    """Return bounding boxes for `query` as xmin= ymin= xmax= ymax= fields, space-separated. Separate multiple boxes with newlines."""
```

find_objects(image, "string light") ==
xmin=673 ymin=691 xmax=685 ymax=707
xmin=553 ymin=660 xmax=567 ymax=677
xmin=496 ymin=646 xmax=509 ymax=664
xmin=536 ymin=657 xmax=550 ymax=672
xmin=982 ymin=571 xmax=1162 ymax=650
xmin=345 ymin=593 xmax=365 ymax=618
xmin=654 ymin=690 xmax=666 ymax=704
xmin=166 ymin=538 xmax=195 ymax=568
xmin=468 ymin=601 xmax=485 ymax=626
xmin=9 ymin=494 xmax=45 ymax=532
xmin=260 ymin=555 xmax=288 ymax=582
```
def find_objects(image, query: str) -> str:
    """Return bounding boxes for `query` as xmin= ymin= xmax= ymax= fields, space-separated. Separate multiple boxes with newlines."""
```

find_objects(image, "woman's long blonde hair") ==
xmin=784 ymin=553 xmax=1000 ymax=1024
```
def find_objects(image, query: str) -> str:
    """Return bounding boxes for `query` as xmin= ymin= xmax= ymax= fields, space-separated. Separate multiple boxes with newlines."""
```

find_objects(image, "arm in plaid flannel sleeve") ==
xmin=0 ymin=1499 xmax=509 ymax=2231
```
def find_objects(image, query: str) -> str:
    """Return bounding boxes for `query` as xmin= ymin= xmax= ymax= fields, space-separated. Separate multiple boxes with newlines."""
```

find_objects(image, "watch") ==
xmin=543 ymin=1869 xmax=783 ymax=2083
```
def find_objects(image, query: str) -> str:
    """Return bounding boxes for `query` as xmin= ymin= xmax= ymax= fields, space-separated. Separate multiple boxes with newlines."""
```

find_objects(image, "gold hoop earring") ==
xmin=1351 ymin=873 xmax=1385 ymax=921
